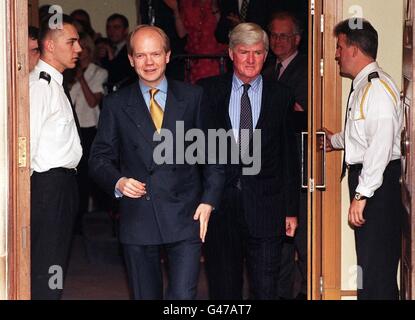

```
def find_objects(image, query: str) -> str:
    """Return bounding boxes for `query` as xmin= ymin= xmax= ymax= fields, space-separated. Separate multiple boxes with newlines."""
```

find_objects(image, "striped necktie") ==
xmin=239 ymin=83 xmax=253 ymax=159
xmin=149 ymin=88 xmax=164 ymax=133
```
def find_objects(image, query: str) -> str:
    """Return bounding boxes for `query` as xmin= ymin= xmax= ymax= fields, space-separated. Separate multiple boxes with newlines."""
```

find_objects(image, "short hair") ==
xmin=229 ymin=23 xmax=269 ymax=52
xmin=334 ymin=18 xmax=378 ymax=60
xmin=107 ymin=13 xmax=129 ymax=29
xmin=127 ymin=24 xmax=171 ymax=55
xmin=38 ymin=14 xmax=76 ymax=54
xmin=269 ymin=11 xmax=303 ymax=36
xmin=29 ymin=26 xmax=39 ymax=40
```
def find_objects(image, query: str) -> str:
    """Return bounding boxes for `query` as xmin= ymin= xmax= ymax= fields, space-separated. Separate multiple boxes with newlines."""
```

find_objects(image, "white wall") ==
xmin=0 ymin=0 xmax=9 ymax=300
xmin=341 ymin=0 xmax=404 ymax=296
xmin=38 ymin=0 xmax=138 ymax=36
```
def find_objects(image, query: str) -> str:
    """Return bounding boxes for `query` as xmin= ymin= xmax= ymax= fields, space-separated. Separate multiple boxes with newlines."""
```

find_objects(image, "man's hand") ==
xmin=348 ymin=199 xmax=367 ymax=227
xmin=320 ymin=127 xmax=335 ymax=152
xmin=286 ymin=216 xmax=298 ymax=237
xmin=116 ymin=177 xmax=146 ymax=198
xmin=193 ymin=203 xmax=213 ymax=243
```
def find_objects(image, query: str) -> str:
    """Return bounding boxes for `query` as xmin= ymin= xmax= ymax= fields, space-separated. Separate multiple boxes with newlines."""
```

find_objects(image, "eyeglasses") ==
xmin=269 ymin=32 xmax=297 ymax=41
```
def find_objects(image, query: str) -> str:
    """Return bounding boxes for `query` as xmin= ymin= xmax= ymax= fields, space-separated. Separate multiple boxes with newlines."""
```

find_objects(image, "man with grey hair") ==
xmin=199 ymin=22 xmax=300 ymax=299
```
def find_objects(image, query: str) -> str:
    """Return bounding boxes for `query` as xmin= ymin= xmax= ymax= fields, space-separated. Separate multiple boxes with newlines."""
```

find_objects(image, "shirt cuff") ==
xmin=330 ymin=133 xmax=344 ymax=150
xmin=355 ymin=185 xmax=373 ymax=198
xmin=114 ymin=177 xmax=124 ymax=198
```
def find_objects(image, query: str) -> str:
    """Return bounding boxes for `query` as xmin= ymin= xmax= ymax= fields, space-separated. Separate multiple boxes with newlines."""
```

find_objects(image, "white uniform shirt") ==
xmin=30 ymin=59 xmax=83 ymax=174
xmin=70 ymin=63 xmax=108 ymax=128
xmin=331 ymin=62 xmax=403 ymax=197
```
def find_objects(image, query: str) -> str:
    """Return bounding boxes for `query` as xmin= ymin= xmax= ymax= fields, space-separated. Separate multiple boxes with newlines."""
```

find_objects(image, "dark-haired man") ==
xmin=30 ymin=14 xmax=82 ymax=299
xmin=28 ymin=26 xmax=40 ymax=72
xmin=322 ymin=19 xmax=404 ymax=300
xmin=100 ymin=13 xmax=136 ymax=92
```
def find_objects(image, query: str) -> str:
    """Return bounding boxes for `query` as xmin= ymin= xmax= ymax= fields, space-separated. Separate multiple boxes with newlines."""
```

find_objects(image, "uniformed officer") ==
xmin=322 ymin=18 xmax=404 ymax=300
xmin=30 ymin=14 xmax=82 ymax=299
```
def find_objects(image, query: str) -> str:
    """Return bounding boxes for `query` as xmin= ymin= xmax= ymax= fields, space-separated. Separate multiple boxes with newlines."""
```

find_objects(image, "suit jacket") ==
xmin=263 ymin=54 xmax=308 ymax=133
xmin=198 ymin=73 xmax=300 ymax=237
xmin=215 ymin=0 xmax=271 ymax=44
xmin=89 ymin=79 xmax=225 ymax=245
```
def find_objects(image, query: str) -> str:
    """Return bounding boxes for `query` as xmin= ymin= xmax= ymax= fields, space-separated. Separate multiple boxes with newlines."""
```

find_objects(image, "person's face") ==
xmin=107 ymin=18 xmax=128 ymax=44
xmin=335 ymin=33 xmax=356 ymax=78
xmin=229 ymin=41 xmax=267 ymax=83
xmin=47 ymin=23 xmax=82 ymax=72
xmin=28 ymin=37 xmax=40 ymax=72
xmin=269 ymin=18 xmax=301 ymax=61
xmin=128 ymin=29 xmax=170 ymax=87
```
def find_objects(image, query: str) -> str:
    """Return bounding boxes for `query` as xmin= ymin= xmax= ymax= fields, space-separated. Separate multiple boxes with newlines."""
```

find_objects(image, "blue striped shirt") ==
xmin=229 ymin=74 xmax=263 ymax=141
xmin=139 ymin=77 xmax=168 ymax=111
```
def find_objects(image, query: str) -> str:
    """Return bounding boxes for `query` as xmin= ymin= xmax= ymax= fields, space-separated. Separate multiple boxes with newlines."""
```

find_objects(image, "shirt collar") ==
xmin=36 ymin=59 xmax=63 ymax=85
xmin=353 ymin=61 xmax=379 ymax=89
xmin=232 ymin=73 xmax=262 ymax=92
xmin=278 ymin=50 xmax=298 ymax=69
xmin=139 ymin=77 xmax=168 ymax=96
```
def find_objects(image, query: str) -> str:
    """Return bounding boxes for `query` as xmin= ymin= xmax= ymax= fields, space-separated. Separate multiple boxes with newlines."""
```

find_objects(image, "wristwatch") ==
xmin=354 ymin=192 xmax=367 ymax=201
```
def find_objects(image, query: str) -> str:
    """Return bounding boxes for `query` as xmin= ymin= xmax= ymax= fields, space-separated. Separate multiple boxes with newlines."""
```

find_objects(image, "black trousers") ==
xmin=204 ymin=186 xmax=284 ymax=300
xmin=348 ymin=160 xmax=403 ymax=300
xmin=31 ymin=169 xmax=78 ymax=300
xmin=123 ymin=237 xmax=201 ymax=300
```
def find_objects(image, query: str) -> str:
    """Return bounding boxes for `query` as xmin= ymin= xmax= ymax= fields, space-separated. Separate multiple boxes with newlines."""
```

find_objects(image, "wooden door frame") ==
xmin=7 ymin=0 xmax=31 ymax=300
xmin=309 ymin=0 xmax=343 ymax=300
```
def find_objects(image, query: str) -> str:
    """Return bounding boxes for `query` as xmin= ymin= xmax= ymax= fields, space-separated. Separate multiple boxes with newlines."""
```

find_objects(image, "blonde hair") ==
xmin=229 ymin=23 xmax=269 ymax=51
xmin=128 ymin=24 xmax=170 ymax=54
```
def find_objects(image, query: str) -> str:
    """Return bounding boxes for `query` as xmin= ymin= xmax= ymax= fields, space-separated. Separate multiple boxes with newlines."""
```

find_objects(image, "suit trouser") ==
xmin=123 ymin=237 xmax=201 ymax=300
xmin=31 ymin=169 xmax=78 ymax=300
xmin=348 ymin=160 xmax=403 ymax=300
xmin=204 ymin=186 xmax=284 ymax=300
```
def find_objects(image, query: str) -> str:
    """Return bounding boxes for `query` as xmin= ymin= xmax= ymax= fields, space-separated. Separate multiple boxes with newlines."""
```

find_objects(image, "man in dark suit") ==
xmin=89 ymin=25 xmax=224 ymax=299
xmin=262 ymin=11 xmax=308 ymax=300
xmin=99 ymin=14 xmax=136 ymax=92
xmin=199 ymin=22 xmax=300 ymax=299
xmin=215 ymin=0 xmax=271 ymax=44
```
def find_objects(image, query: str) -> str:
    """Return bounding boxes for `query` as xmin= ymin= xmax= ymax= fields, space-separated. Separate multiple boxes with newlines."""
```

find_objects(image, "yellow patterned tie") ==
xmin=149 ymin=88 xmax=164 ymax=133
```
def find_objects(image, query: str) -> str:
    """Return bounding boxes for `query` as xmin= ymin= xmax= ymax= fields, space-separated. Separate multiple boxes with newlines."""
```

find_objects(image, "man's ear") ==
xmin=44 ymin=38 xmax=55 ymax=54
xmin=166 ymin=50 xmax=171 ymax=64
xmin=228 ymin=48 xmax=234 ymax=61
xmin=295 ymin=35 xmax=301 ymax=47
xmin=352 ymin=45 xmax=359 ymax=57
xmin=128 ymin=54 xmax=134 ymax=67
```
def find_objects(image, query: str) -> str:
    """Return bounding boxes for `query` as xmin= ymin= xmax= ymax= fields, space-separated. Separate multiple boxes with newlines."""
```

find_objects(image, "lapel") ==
xmin=122 ymin=82 xmax=156 ymax=146
xmin=279 ymin=54 xmax=300 ymax=82
xmin=255 ymin=79 xmax=270 ymax=131
xmin=162 ymin=80 xmax=187 ymax=138
xmin=218 ymin=74 xmax=233 ymax=132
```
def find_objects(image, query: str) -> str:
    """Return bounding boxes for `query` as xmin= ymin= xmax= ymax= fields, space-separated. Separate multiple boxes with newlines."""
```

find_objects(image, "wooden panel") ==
xmin=28 ymin=0 xmax=39 ymax=27
xmin=320 ymin=0 xmax=342 ymax=300
xmin=6 ymin=0 xmax=31 ymax=300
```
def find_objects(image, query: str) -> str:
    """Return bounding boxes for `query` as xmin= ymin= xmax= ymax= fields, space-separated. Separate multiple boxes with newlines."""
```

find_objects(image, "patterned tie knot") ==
xmin=242 ymin=83 xmax=251 ymax=94
xmin=150 ymin=88 xmax=159 ymax=99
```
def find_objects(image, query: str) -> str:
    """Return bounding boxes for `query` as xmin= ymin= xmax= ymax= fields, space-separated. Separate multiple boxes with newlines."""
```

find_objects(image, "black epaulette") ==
xmin=368 ymin=71 xmax=379 ymax=82
xmin=39 ymin=71 xmax=51 ymax=84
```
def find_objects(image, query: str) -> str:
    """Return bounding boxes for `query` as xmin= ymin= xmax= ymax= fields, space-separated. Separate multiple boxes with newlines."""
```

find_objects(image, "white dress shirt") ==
xmin=331 ymin=62 xmax=403 ymax=197
xmin=30 ymin=60 xmax=83 ymax=174
xmin=70 ymin=63 xmax=108 ymax=128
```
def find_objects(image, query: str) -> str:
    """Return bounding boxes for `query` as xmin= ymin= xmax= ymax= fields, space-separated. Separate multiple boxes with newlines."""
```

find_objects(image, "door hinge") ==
xmin=18 ymin=136 xmax=27 ymax=168
xmin=310 ymin=0 xmax=315 ymax=16
xmin=321 ymin=14 xmax=324 ymax=32
xmin=309 ymin=178 xmax=315 ymax=193
xmin=320 ymin=59 xmax=324 ymax=77
xmin=320 ymin=276 xmax=324 ymax=294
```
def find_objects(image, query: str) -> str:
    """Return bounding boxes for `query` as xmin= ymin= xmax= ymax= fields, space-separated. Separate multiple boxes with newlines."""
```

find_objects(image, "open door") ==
xmin=307 ymin=0 xmax=342 ymax=300
xmin=400 ymin=0 xmax=415 ymax=300
xmin=7 ymin=0 xmax=31 ymax=299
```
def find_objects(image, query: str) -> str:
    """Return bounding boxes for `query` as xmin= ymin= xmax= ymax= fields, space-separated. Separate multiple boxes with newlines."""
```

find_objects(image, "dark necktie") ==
xmin=240 ymin=0 xmax=249 ymax=21
xmin=63 ymin=80 xmax=82 ymax=142
xmin=239 ymin=83 xmax=253 ymax=159
xmin=340 ymin=82 xmax=354 ymax=180
xmin=275 ymin=62 xmax=283 ymax=80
